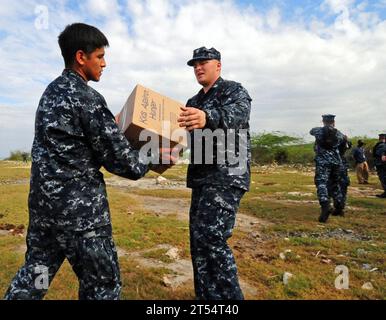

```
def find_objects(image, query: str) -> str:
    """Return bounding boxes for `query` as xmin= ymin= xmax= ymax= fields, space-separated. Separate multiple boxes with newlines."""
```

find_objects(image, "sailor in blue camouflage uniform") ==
xmin=178 ymin=47 xmax=251 ymax=300
xmin=4 ymin=23 xmax=154 ymax=300
xmin=310 ymin=114 xmax=345 ymax=223
xmin=373 ymin=133 xmax=386 ymax=198
xmin=328 ymin=136 xmax=352 ymax=217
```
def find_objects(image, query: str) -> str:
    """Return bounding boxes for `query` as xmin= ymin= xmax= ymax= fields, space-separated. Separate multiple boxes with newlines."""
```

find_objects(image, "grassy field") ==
xmin=0 ymin=161 xmax=385 ymax=300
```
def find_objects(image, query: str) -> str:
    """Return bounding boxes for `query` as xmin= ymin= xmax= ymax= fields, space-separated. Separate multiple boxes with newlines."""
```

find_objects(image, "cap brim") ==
xmin=187 ymin=56 xmax=217 ymax=66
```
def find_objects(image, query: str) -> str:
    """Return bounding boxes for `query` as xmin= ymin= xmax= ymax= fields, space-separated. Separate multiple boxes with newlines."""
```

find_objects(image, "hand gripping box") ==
xmin=117 ymin=84 xmax=188 ymax=174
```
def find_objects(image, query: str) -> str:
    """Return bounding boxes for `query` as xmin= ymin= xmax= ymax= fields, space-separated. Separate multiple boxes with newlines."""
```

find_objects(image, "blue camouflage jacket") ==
xmin=373 ymin=142 xmax=386 ymax=167
xmin=29 ymin=69 xmax=149 ymax=231
xmin=310 ymin=126 xmax=345 ymax=165
xmin=186 ymin=77 xmax=252 ymax=191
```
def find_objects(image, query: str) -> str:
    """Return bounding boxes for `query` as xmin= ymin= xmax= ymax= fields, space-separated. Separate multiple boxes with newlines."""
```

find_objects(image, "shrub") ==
xmin=6 ymin=150 xmax=31 ymax=162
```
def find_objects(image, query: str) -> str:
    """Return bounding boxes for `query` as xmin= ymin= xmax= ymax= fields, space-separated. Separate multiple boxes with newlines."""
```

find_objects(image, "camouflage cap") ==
xmin=322 ymin=114 xmax=336 ymax=122
xmin=379 ymin=133 xmax=386 ymax=139
xmin=187 ymin=47 xmax=221 ymax=66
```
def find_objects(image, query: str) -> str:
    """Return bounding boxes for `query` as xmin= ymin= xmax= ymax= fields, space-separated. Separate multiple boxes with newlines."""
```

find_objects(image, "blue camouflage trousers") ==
xmin=315 ymin=162 xmax=344 ymax=206
xmin=189 ymin=185 xmax=245 ymax=300
xmin=328 ymin=162 xmax=350 ymax=208
xmin=376 ymin=166 xmax=386 ymax=191
xmin=4 ymin=224 xmax=121 ymax=300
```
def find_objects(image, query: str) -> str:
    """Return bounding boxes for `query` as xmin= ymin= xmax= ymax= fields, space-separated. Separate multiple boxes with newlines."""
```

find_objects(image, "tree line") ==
xmin=250 ymin=132 xmax=379 ymax=168
xmin=3 ymin=132 xmax=379 ymax=168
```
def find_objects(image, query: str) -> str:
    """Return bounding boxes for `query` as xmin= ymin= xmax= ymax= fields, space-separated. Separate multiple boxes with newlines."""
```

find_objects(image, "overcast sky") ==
xmin=0 ymin=0 xmax=385 ymax=159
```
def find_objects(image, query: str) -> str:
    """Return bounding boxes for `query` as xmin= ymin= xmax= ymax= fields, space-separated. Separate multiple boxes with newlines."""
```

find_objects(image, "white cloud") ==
xmin=266 ymin=7 xmax=281 ymax=29
xmin=86 ymin=0 xmax=119 ymax=17
xmin=0 ymin=0 xmax=385 ymax=158
xmin=323 ymin=0 xmax=355 ymax=13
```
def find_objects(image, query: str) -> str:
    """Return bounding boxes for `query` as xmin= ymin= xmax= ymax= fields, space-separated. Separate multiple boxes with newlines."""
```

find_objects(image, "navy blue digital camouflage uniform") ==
xmin=328 ymin=138 xmax=351 ymax=210
xmin=373 ymin=141 xmax=386 ymax=194
xmin=4 ymin=69 xmax=149 ymax=300
xmin=186 ymin=72 xmax=251 ymax=300
xmin=310 ymin=126 xmax=345 ymax=208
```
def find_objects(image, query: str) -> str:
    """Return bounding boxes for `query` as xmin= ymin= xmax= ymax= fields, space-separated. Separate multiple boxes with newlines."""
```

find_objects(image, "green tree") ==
xmin=251 ymin=132 xmax=304 ymax=164
xmin=6 ymin=150 xmax=31 ymax=162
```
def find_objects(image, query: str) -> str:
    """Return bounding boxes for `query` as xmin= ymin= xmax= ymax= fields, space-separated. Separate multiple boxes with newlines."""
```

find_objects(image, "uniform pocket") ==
xmin=78 ymin=236 xmax=119 ymax=285
xmin=194 ymin=186 xmax=245 ymax=244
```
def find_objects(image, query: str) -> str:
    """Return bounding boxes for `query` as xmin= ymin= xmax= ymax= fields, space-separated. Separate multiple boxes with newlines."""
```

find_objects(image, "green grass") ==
xmin=0 ymin=184 xmax=30 ymax=226
xmin=0 ymin=161 xmax=31 ymax=181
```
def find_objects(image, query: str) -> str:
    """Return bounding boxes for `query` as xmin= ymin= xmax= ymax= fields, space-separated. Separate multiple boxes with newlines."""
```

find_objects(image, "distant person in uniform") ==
xmin=178 ymin=47 xmax=252 ymax=300
xmin=373 ymin=133 xmax=386 ymax=198
xmin=310 ymin=114 xmax=345 ymax=223
xmin=4 ymin=23 xmax=174 ymax=300
xmin=352 ymin=140 xmax=369 ymax=184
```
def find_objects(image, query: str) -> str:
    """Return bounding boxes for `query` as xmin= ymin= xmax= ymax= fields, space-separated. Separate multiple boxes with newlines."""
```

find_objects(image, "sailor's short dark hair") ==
xmin=58 ymin=23 xmax=109 ymax=68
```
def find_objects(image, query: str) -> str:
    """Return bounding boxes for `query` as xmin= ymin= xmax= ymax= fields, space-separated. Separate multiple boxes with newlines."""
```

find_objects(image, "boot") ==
xmin=332 ymin=207 xmax=345 ymax=217
xmin=375 ymin=192 xmax=386 ymax=198
xmin=318 ymin=202 xmax=331 ymax=223
xmin=331 ymin=202 xmax=345 ymax=216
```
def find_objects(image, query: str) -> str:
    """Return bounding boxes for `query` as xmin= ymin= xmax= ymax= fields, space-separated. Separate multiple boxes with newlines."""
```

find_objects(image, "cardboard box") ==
xmin=117 ymin=84 xmax=188 ymax=174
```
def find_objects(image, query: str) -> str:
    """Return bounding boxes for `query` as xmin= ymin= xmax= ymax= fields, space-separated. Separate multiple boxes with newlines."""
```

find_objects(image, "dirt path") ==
xmin=135 ymin=194 xmax=270 ymax=235
xmin=117 ymin=244 xmax=259 ymax=298
xmin=348 ymin=186 xmax=385 ymax=198
xmin=105 ymin=176 xmax=187 ymax=190
xmin=135 ymin=195 xmax=189 ymax=221
xmin=305 ymin=184 xmax=385 ymax=198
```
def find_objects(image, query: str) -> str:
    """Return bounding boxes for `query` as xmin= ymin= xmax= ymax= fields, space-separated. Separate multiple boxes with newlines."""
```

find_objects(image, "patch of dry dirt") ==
xmin=278 ymin=191 xmax=314 ymax=197
xmin=0 ymin=223 xmax=25 ymax=236
xmin=305 ymin=184 xmax=384 ymax=198
xmin=105 ymin=176 xmax=188 ymax=190
xmin=348 ymin=186 xmax=385 ymax=198
xmin=118 ymin=244 xmax=192 ymax=290
xmin=136 ymin=195 xmax=189 ymax=221
xmin=136 ymin=195 xmax=271 ymax=236
xmin=117 ymin=244 xmax=258 ymax=298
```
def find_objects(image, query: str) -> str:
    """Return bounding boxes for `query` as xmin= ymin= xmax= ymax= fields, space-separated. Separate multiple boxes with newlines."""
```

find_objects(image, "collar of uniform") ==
xmin=62 ymin=68 xmax=87 ymax=84
xmin=211 ymin=76 xmax=224 ymax=90
xmin=198 ymin=76 xmax=224 ymax=97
